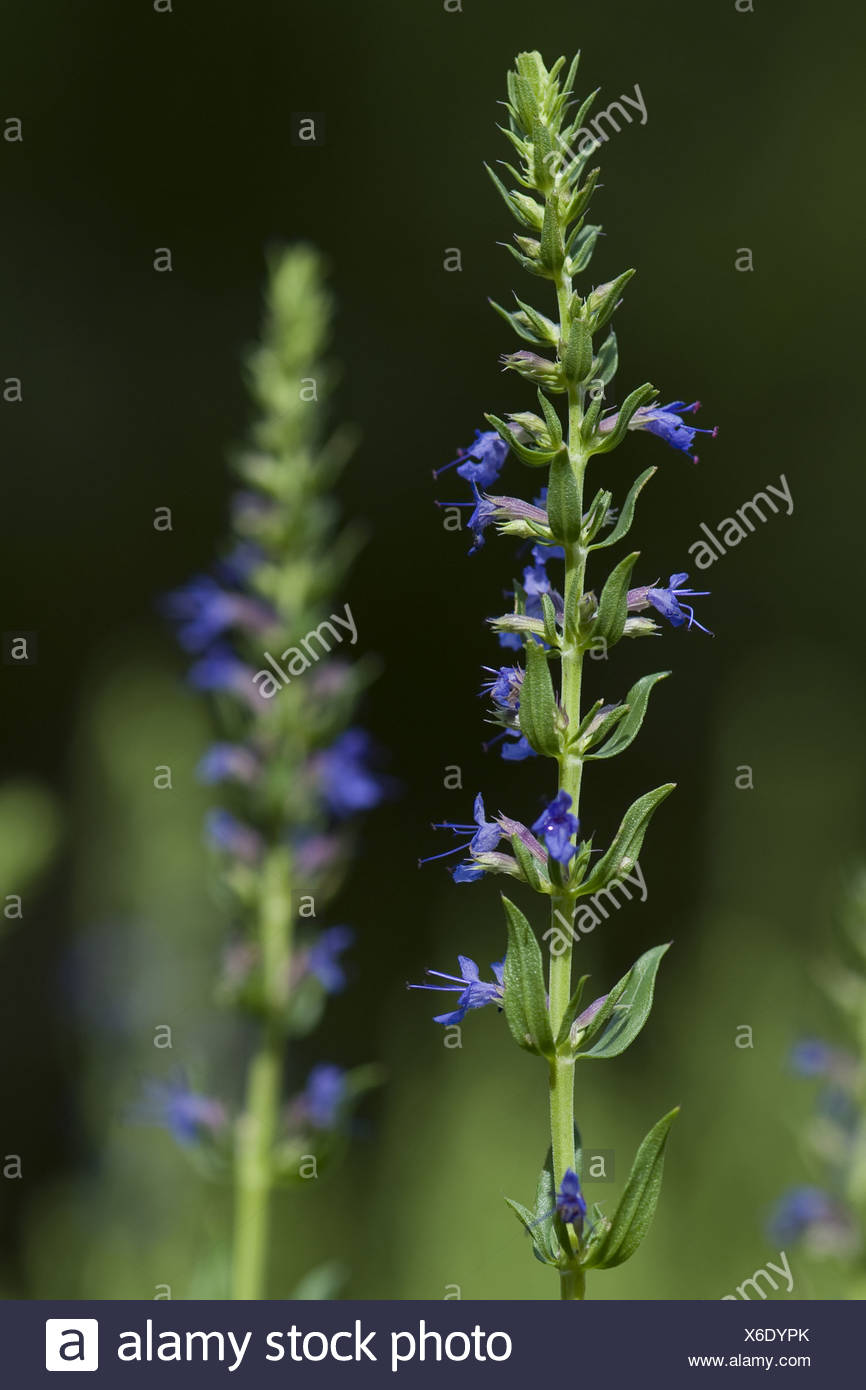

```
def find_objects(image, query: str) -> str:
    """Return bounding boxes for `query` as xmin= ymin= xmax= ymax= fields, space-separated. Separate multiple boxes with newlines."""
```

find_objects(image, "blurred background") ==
xmin=1 ymin=0 xmax=865 ymax=1299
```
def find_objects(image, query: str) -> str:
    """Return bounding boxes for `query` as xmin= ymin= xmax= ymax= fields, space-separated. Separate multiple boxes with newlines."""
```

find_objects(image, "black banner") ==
xmin=5 ymin=1300 xmax=856 ymax=1387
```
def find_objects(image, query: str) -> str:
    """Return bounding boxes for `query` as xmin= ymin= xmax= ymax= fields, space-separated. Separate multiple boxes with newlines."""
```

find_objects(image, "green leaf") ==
xmin=546 ymin=454 xmax=583 ymax=544
xmin=586 ymin=672 xmax=670 ymax=760
xmin=592 ymin=550 xmax=639 ymax=648
xmin=485 ymin=164 xmax=535 ymax=228
xmin=581 ymin=1107 xmax=679 ymax=1268
xmin=592 ymin=331 xmax=618 ymax=387
xmin=586 ymin=268 xmax=635 ymax=332
xmin=485 ymin=412 xmax=558 ymax=466
xmin=540 ymin=200 xmax=564 ymax=272
xmin=518 ymin=642 xmax=560 ymax=757
xmin=489 ymin=299 xmax=551 ymax=348
xmin=508 ymin=831 xmax=550 ymax=894
xmin=503 ymin=1196 xmax=558 ymax=1267
xmin=536 ymin=389 xmax=563 ymax=447
xmin=562 ymin=316 xmax=593 ymax=384
xmin=567 ymin=223 xmax=601 ymax=273
xmin=540 ymin=593 xmax=560 ymax=648
xmin=578 ymin=784 xmax=675 ymax=896
xmin=587 ymin=382 xmax=657 ymax=455
xmin=501 ymin=895 xmax=556 ymax=1057
xmin=576 ymin=700 xmax=629 ymax=752
xmin=555 ymin=973 xmax=590 ymax=1049
xmin=590 ymin=467 xmax=657 ymax=552
xmin=513 ymin=296 xmax=559 ymax=344
xmin=573 ymin=944 xmax=670 ymax=1060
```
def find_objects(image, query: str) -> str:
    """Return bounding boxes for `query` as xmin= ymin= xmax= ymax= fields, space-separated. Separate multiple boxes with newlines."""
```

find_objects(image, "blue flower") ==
xmin=205 ymin=808 xmax=263 ymax=862
xmin=138 ymin=1074 xmax=226 ymax=1147
xmin=600 ymin=399 xmax=718 ymax=464
xmin=163 ymin=575 xmax=273 ymax=652
xmin=555 ymin=1168 xmax=588 ymax=1234
xmin=187 ymin=643 xmax=264 ymax=708
xmin=307 ymin=925 xmax=355 ymax=994
xmin=316 ymin=729 xmax=386 ymax=818
xmin=481 ymin=666 xmax=536 ymax=762
xmin=298 ymin=1063 xmax=347 ymax=1130
xmin=789 ymin=1038 xmax=834 ymax=1078
xmin=197 ymin=742 xmax=260 ymax=785
xmin=532 ymin=791 xmax=579 ymax=864
xmin=628 ymin=573 xmax=712 ymax=635
xmin=420 ymin=793 xmax=503 ymax=880
xmin=434 ymin=428 xmax=508 ymax=488
xmin=498 ymin=552 xmax=562 ymax=652
xmin=408 ymin=955 xmax=505 ymax=1025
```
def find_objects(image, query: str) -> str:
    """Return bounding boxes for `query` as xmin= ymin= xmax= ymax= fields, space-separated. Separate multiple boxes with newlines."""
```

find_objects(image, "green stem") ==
xmin=231 ymin=848 xmax=293 ymax=1299
xmin=548 ymin=268 xmax=588 ymax=1300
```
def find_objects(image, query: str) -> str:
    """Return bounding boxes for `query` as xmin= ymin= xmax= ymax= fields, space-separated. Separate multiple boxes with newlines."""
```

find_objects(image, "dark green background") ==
xmin=1 ymin=0 xmax=864 ymax=1298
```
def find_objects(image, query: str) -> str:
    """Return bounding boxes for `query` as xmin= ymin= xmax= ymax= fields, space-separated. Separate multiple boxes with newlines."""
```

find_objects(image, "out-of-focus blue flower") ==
xmin=532 ymin=791 xmax=579 ymax=864
xmin=789 ymin=1038 xmax=835 ymax=1078
xmin=767 ymin=1186 xmax=838 ymax=1245
xmin=298 ymin=1063 xmax=347 ymax=1130
xmin=187 ymin=643 xmax=265 ymax=709
xmin=307 ymin=925 xmax=355 ymax=994
xmin=434 ymin=428 xmax=508 ymax=488
xmin=420 ymin=793 xmax=503 ymax=881
xmin=628 ymin=572 xmax=712 ymax=635
xmin=138 ymin=1074 xmax=226 ymax=1147
xmin=163 ymin=575 xmax=274 ymax=652
xmin=409 ymin=955 xmax=505 ymax=1025
xmin=599 ymin=399 xmax=718 ymax=464
xmin=214 ymin=541 xmax=265 ymax=587
xmin=197 ymin=742 xmax=260 ymax=785
xmin=316 ymin=729 xmax=387 ymax=819
xmin=205 ymin=808 xmax=263 ymax=862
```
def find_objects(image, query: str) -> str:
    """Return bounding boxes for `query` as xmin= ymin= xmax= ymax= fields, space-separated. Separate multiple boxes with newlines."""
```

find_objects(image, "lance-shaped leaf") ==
xmin=499 ymin=816 xmax=551 ymax=894
xmin=540 ymin=593 xmax=560 ymax=648
xmin=485 ymin=412 xmax=559 ymax=466
xmin=588 ymin=382 xmax=657 ymax=455
xmin=540 ymin=200 xmax=565 ymax=272
xmin=586 ymin=268 xmax=635 ymax=333
xmin=501 ymin=895 xmax=555 ymax=1057
xmin=567 ymin=223 xmax=601 ymax=274
xmin=554 ymin=973 xmax=590 ymax=1050
xmin=518 ymin=642 xmax=560 ymax=757
xmin=490 ymin=299 xmax=551 ymax=348
xmin=592 ymin=550 xmax=639 ymax=648
xmin=572 ymin=944 xmax=670 ymax=1060
xmin=586 ymin=671 xmax=670 ymax=760
xmin=591 ymin=331 xmax=618 ymax=388
xmin=581 ymin=1107 xmax=679 ymax=1268
xmin=589 ymin=467 xmax=657 ymax=551
xmin=561 ymin=316 xmax=593 ymax=385
xmin=577 ymin=783 xmax=675 ymax=896
xmin=576 ymin=700 xmax=629 ymax=753
xmin=504 ymin=1195 xmax=559 ymax=1268
xmin=536 ymin=389 xmax=563 ymax=447
xmin=485 ymin=164 xmax=540 ymax=228
xmin=546 ymin=454 xmax=583 ymax=544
